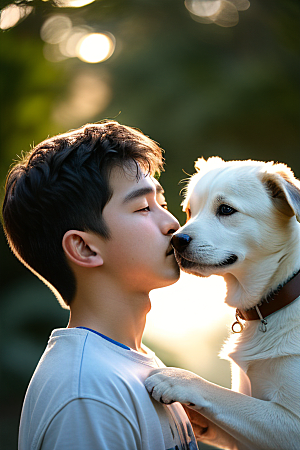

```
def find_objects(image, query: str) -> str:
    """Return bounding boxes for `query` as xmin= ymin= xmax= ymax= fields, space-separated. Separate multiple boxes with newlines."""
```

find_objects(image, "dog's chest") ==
xmin=246 ymin=359 xmax=280 ymax=401
xmin=245 ymin=356 xmax=300 ymax=418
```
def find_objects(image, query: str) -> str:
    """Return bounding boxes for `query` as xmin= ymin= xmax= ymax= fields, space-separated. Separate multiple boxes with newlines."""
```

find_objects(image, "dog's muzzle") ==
xmin=171 ymin=233 xmax=238 ymax=271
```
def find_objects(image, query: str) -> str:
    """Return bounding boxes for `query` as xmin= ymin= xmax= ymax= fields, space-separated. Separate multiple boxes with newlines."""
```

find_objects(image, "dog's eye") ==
xmin=218 ymin=204 xmax=236 ymax=216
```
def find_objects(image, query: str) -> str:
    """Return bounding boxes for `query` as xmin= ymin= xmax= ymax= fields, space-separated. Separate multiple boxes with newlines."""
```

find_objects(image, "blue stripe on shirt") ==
xmin=76 ymin=327 xmax=131 ymax=350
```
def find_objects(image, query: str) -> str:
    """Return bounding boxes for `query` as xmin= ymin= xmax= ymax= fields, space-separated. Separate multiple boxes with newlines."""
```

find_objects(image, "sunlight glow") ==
xmin=145 ymin=273 xmax=234 ymax=386
xmin=147 ymin=273 xmax=232 ymax=338
xmin=76 ymin=33 xmax=115 ymax=64
xmin=0 ymin=3 xmax=33 ymax=30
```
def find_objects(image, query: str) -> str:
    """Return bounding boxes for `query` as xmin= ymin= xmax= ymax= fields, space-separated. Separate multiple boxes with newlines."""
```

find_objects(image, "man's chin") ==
xmin=150 ymin=276 xmax=180 ymax=292
xmin=168 ymin=265 xmax=181 ymax=284
xmin=153 ymin=264 xmax=181 ymax=289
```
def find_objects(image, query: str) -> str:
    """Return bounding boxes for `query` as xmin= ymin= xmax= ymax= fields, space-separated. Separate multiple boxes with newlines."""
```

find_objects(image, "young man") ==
xmin=2 ymin=121 xmax=198 ymax=450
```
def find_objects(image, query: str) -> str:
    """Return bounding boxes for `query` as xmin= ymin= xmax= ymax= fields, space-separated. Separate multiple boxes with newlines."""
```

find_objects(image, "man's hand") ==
xmin=184 ymin=406 xmax=238 ymax=449
xmin=183 ymin=405 xmax=210 ymax=441
xmin=183 ymin=405 xmax=210 ymax=439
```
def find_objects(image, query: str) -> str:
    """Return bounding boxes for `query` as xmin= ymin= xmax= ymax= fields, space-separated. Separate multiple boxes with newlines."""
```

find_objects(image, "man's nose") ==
xmin=161 ymin=208 xmax=180 ymax=235
xmin=171 ymin=233 xmax=192 ymax=252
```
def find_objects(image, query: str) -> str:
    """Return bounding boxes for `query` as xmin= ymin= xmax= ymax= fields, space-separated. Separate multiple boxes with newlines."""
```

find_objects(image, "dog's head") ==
xmin=173 ymin=157 xmax=300 ymax=284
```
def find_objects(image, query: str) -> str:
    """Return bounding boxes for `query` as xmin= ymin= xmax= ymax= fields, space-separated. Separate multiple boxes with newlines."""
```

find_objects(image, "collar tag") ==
xmin=231 ymin=311 xmax=244 ymax=333
xmin=255 ymin=305 xmax=268 ymax=332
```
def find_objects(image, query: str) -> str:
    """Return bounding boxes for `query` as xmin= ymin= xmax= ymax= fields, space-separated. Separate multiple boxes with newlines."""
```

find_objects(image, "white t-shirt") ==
xmin=19 ymin=328 xmax=198 ymax=450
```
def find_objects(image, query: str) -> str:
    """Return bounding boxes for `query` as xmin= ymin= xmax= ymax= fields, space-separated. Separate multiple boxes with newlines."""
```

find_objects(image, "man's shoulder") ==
xmin=37 ymin=328 xmax=124 ymax=382
xmin=28 ymin=328 xmax=93 ymax=400
xmin=22 ymin=328 xmax=134 ymax=420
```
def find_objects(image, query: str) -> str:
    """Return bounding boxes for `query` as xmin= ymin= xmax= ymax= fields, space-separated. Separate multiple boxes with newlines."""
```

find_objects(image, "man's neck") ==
xmin=68 ymin=283 xmax=151 ymax=354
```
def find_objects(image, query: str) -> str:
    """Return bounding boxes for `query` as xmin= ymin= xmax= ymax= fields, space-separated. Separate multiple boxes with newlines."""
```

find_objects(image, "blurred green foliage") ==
xmin=0 ymin=0 xmax=299 ymax=448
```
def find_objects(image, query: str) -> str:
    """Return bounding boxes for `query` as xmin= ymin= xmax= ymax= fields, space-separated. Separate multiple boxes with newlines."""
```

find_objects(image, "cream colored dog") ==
xmin=145 ymin=158 xmax=300 ymax=450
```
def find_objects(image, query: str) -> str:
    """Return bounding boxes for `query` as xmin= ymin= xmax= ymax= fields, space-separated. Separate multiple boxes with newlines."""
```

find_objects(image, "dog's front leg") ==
xmin=145 ymin=366 xmax=300 ymax=450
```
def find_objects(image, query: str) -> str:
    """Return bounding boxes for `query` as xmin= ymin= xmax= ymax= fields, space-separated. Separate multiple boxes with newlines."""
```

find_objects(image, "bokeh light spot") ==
xmin=185 ymin=0 xmax=250 ymax=27
xmin=52 ymin=71 xmax=112 ymax=125
xmin=76 ymin=33 xmax=115 ymax=64
xmin=185 ymin=0 xmax=222 ymax=18
xmin=59 ymin=26 xmax=91 ymax=58
xmin=40 ymin=15 xmax=72 ymax=44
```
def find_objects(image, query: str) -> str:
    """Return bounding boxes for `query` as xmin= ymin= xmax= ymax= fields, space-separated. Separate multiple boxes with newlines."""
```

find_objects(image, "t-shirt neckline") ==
xmin=76 ymin=326 xmax=131 ymax=350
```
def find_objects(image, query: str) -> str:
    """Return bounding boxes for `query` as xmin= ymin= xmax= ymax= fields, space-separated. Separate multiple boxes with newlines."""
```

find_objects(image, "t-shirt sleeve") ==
xmin=41 ymin=398 xmax=141 ymax=450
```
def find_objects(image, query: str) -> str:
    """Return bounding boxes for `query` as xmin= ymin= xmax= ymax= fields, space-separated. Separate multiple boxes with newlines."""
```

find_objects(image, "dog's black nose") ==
xmin=171 ymin=234 xmax=192 ymax=252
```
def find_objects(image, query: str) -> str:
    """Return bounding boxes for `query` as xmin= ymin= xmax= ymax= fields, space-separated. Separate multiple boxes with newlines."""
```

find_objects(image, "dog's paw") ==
xmin=145 ymin=367 xmax=199 ymax=406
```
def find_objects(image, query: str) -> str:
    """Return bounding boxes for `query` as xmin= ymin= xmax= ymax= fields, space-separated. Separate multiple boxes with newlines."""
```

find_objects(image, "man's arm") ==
xmin=184 ymin=406 xmax=239 ymax=450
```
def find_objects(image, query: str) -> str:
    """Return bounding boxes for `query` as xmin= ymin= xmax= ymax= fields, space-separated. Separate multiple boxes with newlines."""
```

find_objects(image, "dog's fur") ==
xmin=145 ymin=158 xmax=300 ymax=450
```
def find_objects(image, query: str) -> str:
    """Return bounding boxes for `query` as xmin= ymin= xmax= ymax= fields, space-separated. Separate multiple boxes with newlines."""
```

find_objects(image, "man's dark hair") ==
xmin=2 ymin=121 xmax=164 ymax=307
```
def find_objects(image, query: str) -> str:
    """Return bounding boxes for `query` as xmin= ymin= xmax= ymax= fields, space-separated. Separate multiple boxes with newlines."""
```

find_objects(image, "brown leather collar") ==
xmin=236 ymin=269 xmax=300 ymax=322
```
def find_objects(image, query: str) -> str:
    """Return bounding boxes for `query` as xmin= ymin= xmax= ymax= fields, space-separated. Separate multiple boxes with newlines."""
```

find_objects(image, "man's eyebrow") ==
xmin=122 ymin=187 xmax=156 ymax=204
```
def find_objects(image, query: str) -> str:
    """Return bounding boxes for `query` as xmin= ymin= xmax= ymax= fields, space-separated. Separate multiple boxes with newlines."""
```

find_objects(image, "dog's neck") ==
xmin=223 ymin=225 xmax=300 ymax=311
xmin=237 ymin=268 xmax=300 ymax=321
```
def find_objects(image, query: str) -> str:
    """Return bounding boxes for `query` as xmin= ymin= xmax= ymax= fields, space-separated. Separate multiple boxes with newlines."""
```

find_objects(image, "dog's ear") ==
xmin=261 ymin=166 xmax=300 ymax=222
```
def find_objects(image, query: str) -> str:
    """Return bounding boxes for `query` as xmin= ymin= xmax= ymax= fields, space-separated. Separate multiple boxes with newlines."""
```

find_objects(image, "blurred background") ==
xmin=0 ymin=0 xmax=299 ymax=448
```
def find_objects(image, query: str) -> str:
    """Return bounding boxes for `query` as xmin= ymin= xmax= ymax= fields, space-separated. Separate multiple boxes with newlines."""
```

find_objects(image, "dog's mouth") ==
xmin=175 ymin=251 xmax=238 ymax=271
xmin=217 ymin=254 xmax=238 ymax=266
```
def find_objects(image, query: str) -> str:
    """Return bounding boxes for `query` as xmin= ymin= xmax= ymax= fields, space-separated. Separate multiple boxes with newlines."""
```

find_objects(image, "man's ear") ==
xmin=62 ymin=230 xmax=104 ymax=268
